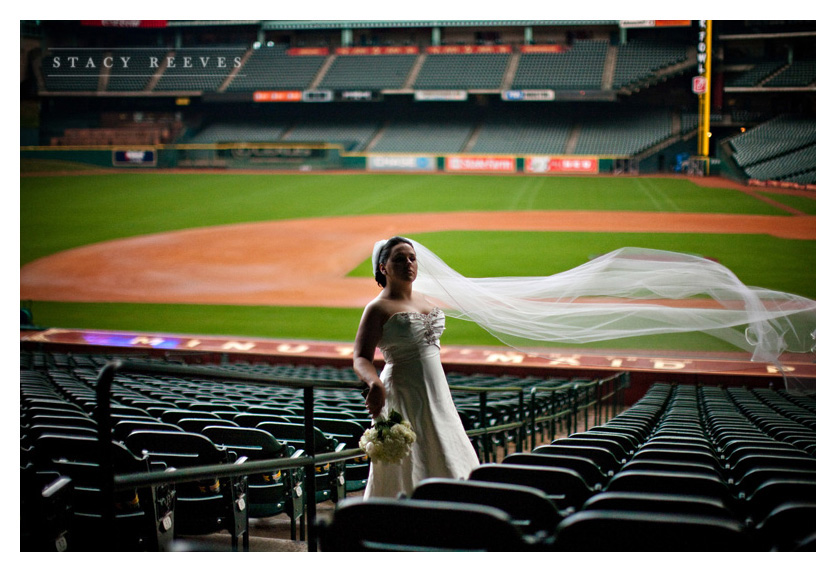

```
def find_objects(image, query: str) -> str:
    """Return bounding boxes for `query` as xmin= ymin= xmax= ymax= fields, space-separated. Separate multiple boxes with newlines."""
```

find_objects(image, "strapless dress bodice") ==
xmin=378 ymin=307 xmax=444 ymax=364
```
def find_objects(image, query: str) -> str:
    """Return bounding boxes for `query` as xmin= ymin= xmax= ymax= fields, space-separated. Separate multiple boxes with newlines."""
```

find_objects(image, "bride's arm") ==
xmin=353 ymin=303 xmax=386 ymax=419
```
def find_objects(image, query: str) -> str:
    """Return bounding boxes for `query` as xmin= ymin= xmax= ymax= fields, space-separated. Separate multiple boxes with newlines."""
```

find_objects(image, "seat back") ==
xmin=232 ymin=412 xmax=290 ymax=428
xmin=754 ymin=501 xmax=816 ymax=551
xmin=554 ymin=510 xmax=754 ymax=551
xmin=411 ymin=477 xmax=561 ymax=539
xmin=319 ymin=497 xmax=528 ymax=551
xmin=113 ymin=419 xmax=183 ymax=441
xmin=582 ymin=491 xmax=734 ymax=519
xmin=159 ymin=409 xmax=222 ymax=425
xmin=176 ymin=417 xmax=238 ymax=433
xmin=469 ymin=463 xmax=594 ymax=512
xmin=502 ymin=452 xmax=608 ymax=489
xmin=124 ymin=430 xmax=229 ymax=468
xmin=555 ymin=436 xmax=631 ymax=460
xmin=734 ymin=467 xmax=816 ymax=497
xmin=256 ymin=422 xmax=337 ymax=453
xmin=313 ymin=418 xmax=367 ymax=446
xmin=744 ymin=479 xmax=816 ymax=523
xmin=605 ymin=470 xmax=733 ymax=503
xmin=534 ymin=444 xmax=619 ymax=475
xmin=631 ymin=448 xmax=723 ymax=473
xmin=202 ymin=426 xmax=287 ymax=460
xmin=568 ymin=430 xmax=638 ymax=453
xmin=620 ymin=459 xmax=721 ymax=479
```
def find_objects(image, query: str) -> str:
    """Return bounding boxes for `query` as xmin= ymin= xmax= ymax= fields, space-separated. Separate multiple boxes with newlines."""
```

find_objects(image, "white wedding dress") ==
xmin=363 ymin=307 xmax=481 ymax=498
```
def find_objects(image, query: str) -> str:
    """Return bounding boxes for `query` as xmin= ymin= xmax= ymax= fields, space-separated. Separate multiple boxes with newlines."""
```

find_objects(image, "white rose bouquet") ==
xmin=359 ymin=409 xmax=417 ymax=464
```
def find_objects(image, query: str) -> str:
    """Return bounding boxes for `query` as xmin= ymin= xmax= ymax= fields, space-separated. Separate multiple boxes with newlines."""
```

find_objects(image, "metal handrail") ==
xmin=93 ymin=358 xmax=628 ymax=551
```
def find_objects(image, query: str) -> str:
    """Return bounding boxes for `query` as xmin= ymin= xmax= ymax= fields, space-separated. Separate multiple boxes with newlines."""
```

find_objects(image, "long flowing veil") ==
xmin=404 ymin=239 xmax=815 ymax=387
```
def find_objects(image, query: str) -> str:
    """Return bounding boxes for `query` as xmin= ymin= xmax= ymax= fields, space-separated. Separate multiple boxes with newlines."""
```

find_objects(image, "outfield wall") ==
xmin=22 ymin=144 xmax=632 ymax=174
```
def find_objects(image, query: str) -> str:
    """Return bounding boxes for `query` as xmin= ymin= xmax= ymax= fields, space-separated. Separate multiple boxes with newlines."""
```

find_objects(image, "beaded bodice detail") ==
xmin=378 ymin=307 xmax=444 ymax=364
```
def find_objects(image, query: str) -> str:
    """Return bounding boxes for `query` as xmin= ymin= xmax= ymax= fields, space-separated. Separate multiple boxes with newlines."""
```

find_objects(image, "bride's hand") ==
xmin=365 ymin=380 xmax=386 ymax=419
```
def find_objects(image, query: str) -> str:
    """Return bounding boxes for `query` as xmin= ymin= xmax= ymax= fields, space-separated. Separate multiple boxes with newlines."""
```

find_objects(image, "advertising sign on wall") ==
xmin=253 ymin=91 xmax=303 ymax=102
xmin=525 ymin=156 xmax=599 ymax=174
xmin=367 ymin=155 xmax=436 ymax=172
xmin=113 ymin=150 xmax=156 ymax=167
xmin=502 ymin=89 xmax=556 ymax=102
xmin=445 ymin=155 xmax=516 ymax=173
xmin=414 ymin=90 xmax=468 ymax=101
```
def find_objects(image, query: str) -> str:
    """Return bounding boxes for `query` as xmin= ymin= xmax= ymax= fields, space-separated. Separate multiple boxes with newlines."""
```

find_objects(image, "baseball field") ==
xmin=20 ymin=163 xmax=816 ymax=355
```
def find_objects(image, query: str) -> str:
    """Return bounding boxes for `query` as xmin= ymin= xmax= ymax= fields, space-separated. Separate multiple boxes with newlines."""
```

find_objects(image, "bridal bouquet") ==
xmin=359 ymin=409 xmax=417 ymax=464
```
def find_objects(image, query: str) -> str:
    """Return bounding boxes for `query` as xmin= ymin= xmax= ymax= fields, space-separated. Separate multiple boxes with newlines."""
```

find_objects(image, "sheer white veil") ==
xmin=374 ymin=238 xmax=815 ymax=383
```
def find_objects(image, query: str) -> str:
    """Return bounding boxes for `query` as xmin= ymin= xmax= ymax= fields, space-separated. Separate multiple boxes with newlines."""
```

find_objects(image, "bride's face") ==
xmin=384 ymin=243 xmax=418 ymax=283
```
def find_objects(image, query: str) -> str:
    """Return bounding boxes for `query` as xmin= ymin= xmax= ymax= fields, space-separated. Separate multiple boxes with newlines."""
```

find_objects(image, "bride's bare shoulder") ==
xmin=362 ymin=297 xmax=393 ymax=322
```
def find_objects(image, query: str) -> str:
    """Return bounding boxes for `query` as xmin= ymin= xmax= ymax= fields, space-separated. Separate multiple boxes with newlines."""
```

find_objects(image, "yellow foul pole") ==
xmin=697 ymin=20 xmax=712 ymax=161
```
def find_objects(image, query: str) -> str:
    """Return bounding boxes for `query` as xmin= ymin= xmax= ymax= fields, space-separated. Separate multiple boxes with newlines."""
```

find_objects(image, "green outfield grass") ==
xmin=21 ymin=171 xmax=815 ymax=349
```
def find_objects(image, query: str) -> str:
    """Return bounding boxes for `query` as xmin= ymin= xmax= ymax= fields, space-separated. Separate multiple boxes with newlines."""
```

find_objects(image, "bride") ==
xmin=354 ymin=237 xmax=480 ymax=498
xmin=353 ymin=236 xmax=816 ymax=498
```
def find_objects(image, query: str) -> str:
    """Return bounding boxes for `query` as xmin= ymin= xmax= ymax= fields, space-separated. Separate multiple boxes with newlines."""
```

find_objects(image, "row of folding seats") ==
xmin=322 ymin=382 xmax=815 ymax=551
xmin=511 ymin=40 xmax=609 ymax=91
xmin=321 ymin=384 xmax=668 ymax=550
xmin=764 ymin=60 xmax=815 ymax=87
xmin=21 ymin=362 xmax=362 ymax=551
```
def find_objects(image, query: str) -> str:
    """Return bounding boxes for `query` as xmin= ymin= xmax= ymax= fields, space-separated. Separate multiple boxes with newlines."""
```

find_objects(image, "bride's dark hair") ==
xmin=375 ymin=236 xmax=413 ymax=288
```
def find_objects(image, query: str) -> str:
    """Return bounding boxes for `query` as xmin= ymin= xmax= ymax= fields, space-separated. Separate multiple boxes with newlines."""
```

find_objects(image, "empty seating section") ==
xmin=612 ymin=40 xmax=689 ymax=89
xmin=153 ymin=48 xmax=247 ymax=92
xmin=370 ymin=120 xmax=474 ymax=153
xmin=226 ymin=47 xmax=326 ymax=91
xmin=413 ymin=54 xmax=510 ymax=90
xmin=22 ymin=349 xmax=814 ymax=551
xmin=281 ymin=120 xmax=380 ymax=151
xmin=573 ymin=109 xmax=673 ymax=156
xmin=318 ymin=55 xmax=416 ymax=90
xmin=744 ymin=146 xmax=816 ymax=182
xmin=106 ymin=50 xmax=170 ymax=92
xmin=512 ymin=41 xmax=608 ymax=90
xmin=726 ymin=61 xmax=786 ymax=87
xmin=189 ymin=122 xmax=288 ymax=144
xmin=727 ymin=114 xmax=816 ymax=183
xmin=330 ymin=380 xmax=814 ymax=551
xmin=765 ymin=60 xmax=815 ymax=87
xmin=469 ymin=117 xmax=572 ymax=154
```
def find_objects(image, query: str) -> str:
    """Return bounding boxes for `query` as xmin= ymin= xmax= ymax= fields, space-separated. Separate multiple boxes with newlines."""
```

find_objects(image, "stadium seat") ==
xmin=318 ymin=497 xmax=531 ymax=551
xmin=112 ymin=419 xmax=184 ymax=442
xmin=501 ymin=452 xmax=609 ymax=491
xmin=566 ymin=430 xmax=638 ymax=454
xmin=232 ymin=412 xmax=291 ymax=427
xmin=630 ymin=448 xmax=724 ymax=474
xmin=176 ymin=417 xmax=238 ymax=433
xmin=469 ymin=463 xmax=595 ymax=515
xmin=256 ymin=421 xmax=347 ymax=504
xmin=124 ymin=430 xmax=249 ymax=550
xmin=411 ymin=478 xmax=561 ymax=543
xmin=552 ymin=436 xmax=632 ymax=462
xmin=604 ymin=470 xmax=734 ymax=505
xmin=743 ymin=479 xmax=816 ymax=525
xmin=733 ymin=467 xmax=816 ymax=499
xmin=581 ymin=491 xmax=736 ymax=520
xmin=201 ymin=425 xmax=305 ymax=537
xmin=753 ymin=501 xmax=816 ymax=551
xmin=309 ymin=417 xmax=369 ymax=492
xmin=553 ymin=510 xmax=755 ymax=551
xmin=533 ymin=444 xmax=620 ymax=476
xmin=31 ymin=434 xmax=175 ymax=551
xmin=20 ymin=466 xmax=72 ymax=552
xmin=619 ymin=459 xmax=723 ymax=479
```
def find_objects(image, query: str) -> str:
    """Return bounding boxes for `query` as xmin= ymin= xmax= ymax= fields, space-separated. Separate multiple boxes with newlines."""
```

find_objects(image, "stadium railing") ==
xmin=80 ymin=357 xmax=627 ymax=551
